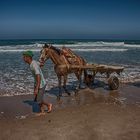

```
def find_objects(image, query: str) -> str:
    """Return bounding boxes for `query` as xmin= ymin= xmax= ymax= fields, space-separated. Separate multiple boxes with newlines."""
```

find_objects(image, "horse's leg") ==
xmin=75 ymin=70 xmax=82 ymax=90
xmin=74 ymin=72 xmax=80 ymax=95
xmin=63 ymin=75 xmax=71 ymax=96
xmin=78 ymin=70 xmax=83 ymax=89
xmin=58 ymin=75 xmax=62 ymax=97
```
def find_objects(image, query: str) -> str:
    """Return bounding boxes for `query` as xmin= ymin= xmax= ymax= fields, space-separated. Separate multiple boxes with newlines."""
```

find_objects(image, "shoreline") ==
xmin=0 ymin=84 xmax=140 ymax=140
xmin=0 ymin=83 xmax=140 ymax=119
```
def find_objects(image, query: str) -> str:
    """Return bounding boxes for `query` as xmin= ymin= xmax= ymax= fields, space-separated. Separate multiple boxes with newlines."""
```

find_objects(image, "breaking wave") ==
xmin=0 ymin=48 xmax=128 ymax=52
xmin=0 ymin=41 xmax=140 ymax=52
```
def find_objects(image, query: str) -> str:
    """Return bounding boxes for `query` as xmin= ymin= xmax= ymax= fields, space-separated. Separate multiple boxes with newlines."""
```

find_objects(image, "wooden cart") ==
xmin=69 ymin=64 xmax=124 ymax=90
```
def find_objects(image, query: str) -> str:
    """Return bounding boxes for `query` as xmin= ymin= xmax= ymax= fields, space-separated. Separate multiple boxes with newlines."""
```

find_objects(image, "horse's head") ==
xmin=39 ymin=44 xmax=50 ymax=66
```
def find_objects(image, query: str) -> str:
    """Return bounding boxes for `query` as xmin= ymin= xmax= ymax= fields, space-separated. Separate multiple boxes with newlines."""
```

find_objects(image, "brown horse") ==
xmin=39 ymin=44 xmax=87 ymax=98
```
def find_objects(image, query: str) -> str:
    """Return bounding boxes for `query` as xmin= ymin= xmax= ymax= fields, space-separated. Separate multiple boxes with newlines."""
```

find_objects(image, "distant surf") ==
xmin=1 ymin=41 xmax=140 ymax=52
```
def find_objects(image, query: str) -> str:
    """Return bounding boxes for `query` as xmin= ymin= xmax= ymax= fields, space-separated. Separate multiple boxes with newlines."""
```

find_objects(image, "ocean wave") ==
xmin=124 ymin=44 xmax=140 ymax=48
xmin=0 ymin=59 xmax=140 ymax=97
xmin=0 ymin=49 xmax=40 ymax=52
xmin=53 ymin=41 xmax=125 ymax=47
xmin=0 ymin=41 xmax=140 ymax=52
xmin=54 ymin=41 xmax=140 ymax=48
xmin=72 ymin=48 xmax=128 ymax=52
xmin=77 ymin=41 xmax=125 ymax=46
xmin=0 ymin=48 xmax=128 ymax=52
xmin=0 ymin=69 xmax=140 ymax=97
xmin=0 ymin=43 xmax=44 ymax=50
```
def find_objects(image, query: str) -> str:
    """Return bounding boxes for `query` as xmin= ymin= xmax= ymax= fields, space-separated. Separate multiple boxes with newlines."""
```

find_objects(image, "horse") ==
xmin=39 ymin=44 xmax=87 ymax=99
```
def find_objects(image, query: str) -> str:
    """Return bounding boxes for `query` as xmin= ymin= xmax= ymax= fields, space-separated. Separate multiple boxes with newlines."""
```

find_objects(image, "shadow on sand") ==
xmin=131 ymin=81 xmax=140 ymax=88
xmin=86 ymin=79 xmax=111 ymax=91
xmin=23 ymin=100 xmax=40 ymax=113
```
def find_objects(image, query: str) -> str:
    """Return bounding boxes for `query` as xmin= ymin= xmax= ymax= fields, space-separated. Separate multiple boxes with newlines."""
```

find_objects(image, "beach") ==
xmin=0 ymin=83 xmax=140 ymax=140
xmin=1 ymin=0 xmax=140 ymax=138
xmin=0 ymin=39 xmax=140 ymax=139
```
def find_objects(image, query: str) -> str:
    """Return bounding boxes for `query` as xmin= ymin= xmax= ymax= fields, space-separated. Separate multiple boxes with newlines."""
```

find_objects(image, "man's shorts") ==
xmin=36 ymin=85 xmax=46 ymax=103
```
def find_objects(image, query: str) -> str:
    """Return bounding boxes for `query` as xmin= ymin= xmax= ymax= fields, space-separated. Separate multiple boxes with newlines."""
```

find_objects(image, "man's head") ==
xmin=23 ymin=50 xmax=33 ymax=64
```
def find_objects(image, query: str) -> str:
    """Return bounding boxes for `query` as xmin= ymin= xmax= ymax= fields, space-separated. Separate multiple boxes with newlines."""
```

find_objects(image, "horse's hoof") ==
xmin=74 ymin=93 xmax=77 ymax=96
xmin=67 ymin=92 xmax=71 ymax=96
xmin=74 ymin=90 xmax=78 ymax=96
xmin=75 ymin=87 xmax=79 ymax=91
xmin=57 ymin=96 xmax=61 ymax=101
xmin=59 ymin=94 xmax=62 ymax=97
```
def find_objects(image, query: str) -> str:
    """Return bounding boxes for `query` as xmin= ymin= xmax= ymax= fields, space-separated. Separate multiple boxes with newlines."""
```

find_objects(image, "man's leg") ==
xmin=38 ymin=86 xmax=52 ymax=114
xmin=35 ymin=103 xmax=46 ymax=116
xmin=36 ymin=88 xmax=46 ymax=116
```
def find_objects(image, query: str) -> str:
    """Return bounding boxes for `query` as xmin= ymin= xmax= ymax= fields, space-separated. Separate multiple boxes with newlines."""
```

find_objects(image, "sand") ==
xmin=0 ymin=84 xmax=140 ymax=140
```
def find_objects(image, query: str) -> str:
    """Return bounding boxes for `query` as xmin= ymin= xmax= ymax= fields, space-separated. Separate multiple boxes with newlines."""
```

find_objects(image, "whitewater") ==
xmin=0 ymin=39 xmax=140 ymax=96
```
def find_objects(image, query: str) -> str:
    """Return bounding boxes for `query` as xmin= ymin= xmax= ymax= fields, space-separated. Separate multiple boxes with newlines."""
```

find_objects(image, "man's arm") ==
xmin=34 ymin=74 xmax=41 ymax=96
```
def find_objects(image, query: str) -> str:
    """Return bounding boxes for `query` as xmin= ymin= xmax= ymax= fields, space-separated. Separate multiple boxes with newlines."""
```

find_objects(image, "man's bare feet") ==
xmin=47 ymin=104 xmax=52 ymax=113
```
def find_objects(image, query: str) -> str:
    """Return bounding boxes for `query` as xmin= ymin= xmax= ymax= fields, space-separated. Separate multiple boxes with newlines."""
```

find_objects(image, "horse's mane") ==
xmin=50 ymin=46 xmax=61 ymax=55
xmin=43 ymin=44 xmax=61 ymax=55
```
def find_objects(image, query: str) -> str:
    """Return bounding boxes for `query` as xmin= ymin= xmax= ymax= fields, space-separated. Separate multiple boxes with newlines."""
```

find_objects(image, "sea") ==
xmin=0 ymin=39 xmax=140 ymax=97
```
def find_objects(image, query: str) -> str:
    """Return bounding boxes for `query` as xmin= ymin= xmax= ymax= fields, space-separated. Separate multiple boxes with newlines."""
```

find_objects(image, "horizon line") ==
xmin=0 ymin=38 xmax=140 ymax=41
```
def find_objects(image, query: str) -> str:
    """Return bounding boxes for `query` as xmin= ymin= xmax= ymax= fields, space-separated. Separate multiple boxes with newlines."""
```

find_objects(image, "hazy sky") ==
xmin=0 ymin=0 xmax=140 ymax=39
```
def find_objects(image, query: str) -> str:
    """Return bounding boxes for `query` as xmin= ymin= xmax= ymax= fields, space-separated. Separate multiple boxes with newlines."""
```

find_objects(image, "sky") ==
xmin=0 ymin=0 xmax=140 ymax=40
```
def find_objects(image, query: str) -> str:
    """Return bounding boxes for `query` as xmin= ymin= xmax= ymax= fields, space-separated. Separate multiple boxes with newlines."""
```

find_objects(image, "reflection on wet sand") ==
xmin=51 ymin=84 xmax=140 ymax=110
xmin=0 ymin=84 xmax=139 ymax=119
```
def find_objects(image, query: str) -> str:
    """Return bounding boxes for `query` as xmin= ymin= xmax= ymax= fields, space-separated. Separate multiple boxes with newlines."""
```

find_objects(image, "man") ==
xmin=23 ymin=50 xmax=52 ymax=116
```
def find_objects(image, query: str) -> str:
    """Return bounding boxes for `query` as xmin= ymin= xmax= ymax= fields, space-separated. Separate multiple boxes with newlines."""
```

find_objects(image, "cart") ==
xmin=69 ymin=64 xmax=124 ymax=90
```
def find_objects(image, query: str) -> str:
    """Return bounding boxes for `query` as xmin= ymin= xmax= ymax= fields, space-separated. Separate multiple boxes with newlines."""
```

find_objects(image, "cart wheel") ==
xmin=108 ymin=76 xmax=119 ymax=90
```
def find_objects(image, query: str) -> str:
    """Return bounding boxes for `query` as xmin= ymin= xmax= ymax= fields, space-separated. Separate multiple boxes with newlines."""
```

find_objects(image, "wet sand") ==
xmin=0 ymin=84 xmax=140 ymax=140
